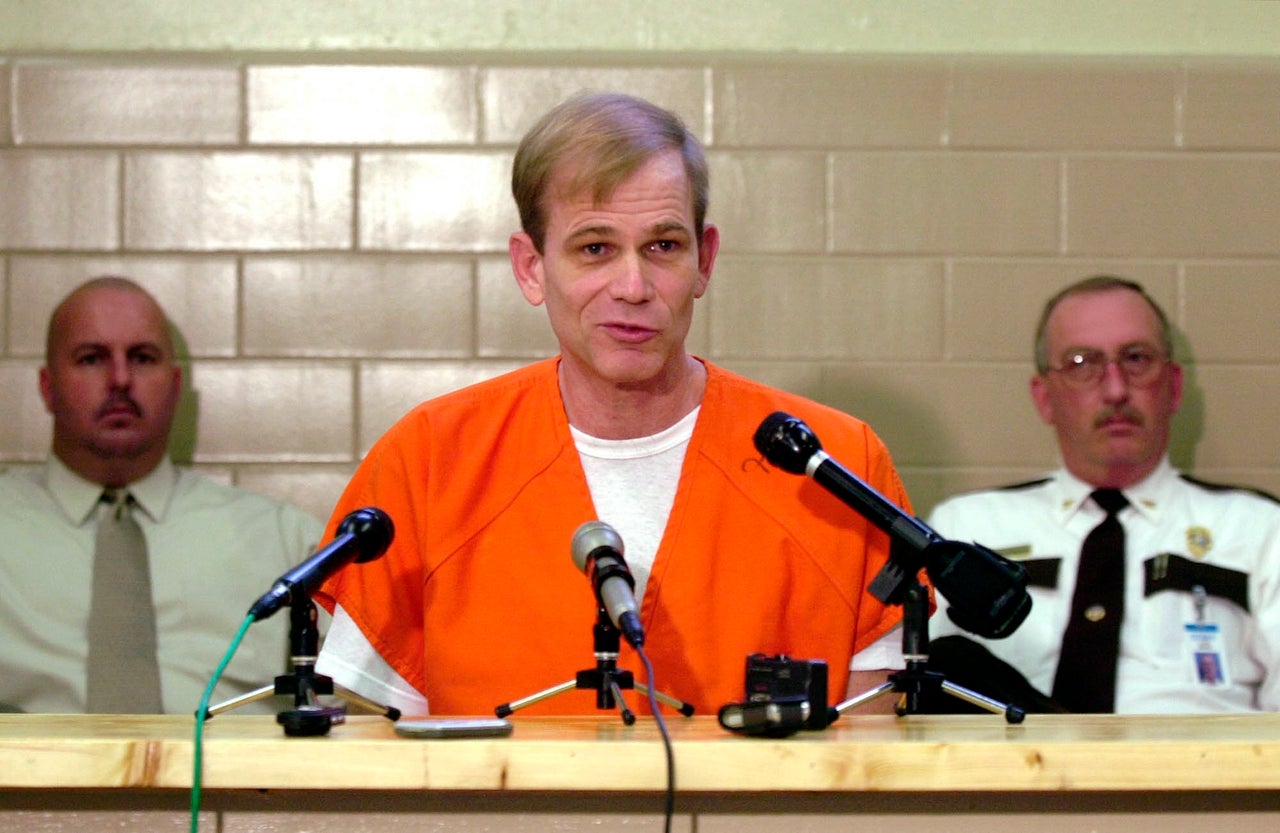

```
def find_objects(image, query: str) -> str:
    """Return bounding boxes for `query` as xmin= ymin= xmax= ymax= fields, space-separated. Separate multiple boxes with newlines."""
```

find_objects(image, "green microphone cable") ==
xmin=190 ymin=612 xmax=254 ymax=833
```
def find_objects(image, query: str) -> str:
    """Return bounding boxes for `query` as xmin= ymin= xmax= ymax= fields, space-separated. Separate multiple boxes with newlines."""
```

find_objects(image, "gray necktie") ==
xmin=85 ymin=489 xmax=163 ymax=713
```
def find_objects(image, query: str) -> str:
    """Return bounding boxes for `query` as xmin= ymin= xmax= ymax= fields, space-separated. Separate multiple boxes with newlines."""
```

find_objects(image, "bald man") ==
xmin=0 ymin=277 xmax=323 ymax=714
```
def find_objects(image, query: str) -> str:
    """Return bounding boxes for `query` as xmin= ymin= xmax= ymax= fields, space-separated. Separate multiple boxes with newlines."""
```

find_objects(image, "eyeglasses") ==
xmin=1047 ymin=345 xmax=1168 ymax=388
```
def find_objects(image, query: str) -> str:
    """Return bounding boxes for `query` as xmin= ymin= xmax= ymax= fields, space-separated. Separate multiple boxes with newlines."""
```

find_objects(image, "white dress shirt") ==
xmin=0 ymin=456 xmax=323 ymax=714
xmin=928 ymin=458 xmax=1280 ymax=713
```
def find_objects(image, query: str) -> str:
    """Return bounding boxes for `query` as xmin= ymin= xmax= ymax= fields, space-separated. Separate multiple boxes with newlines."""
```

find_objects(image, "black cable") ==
xmin=637 ymin=645 xmax=675 ymax=833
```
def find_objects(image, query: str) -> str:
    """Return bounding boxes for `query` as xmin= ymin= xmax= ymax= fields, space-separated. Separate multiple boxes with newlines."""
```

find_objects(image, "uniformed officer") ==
xmin=925 ymin=275 xmax=1280 ymax=713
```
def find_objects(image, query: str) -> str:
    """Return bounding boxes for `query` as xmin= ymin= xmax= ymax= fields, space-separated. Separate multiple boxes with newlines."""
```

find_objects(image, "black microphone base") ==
xmin=201 ymin=674 xmax=402 ymax=732
xmin=494 ymin=610 xmax=694 ymax=724
xmin=835 ymin=666 xmax=1026 ymax=724
xmin=278 ymin=706 xmax=346 ymax=736
xmin=201 ymin=598 xmax=400 ymax=733
xmin=494 ymin=671 xmax=695 ymax=725
xmin=834 ymin=581 xmax=1026 ymax=724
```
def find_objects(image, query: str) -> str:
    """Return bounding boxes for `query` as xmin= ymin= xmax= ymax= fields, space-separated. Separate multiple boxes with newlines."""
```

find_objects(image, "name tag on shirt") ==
xmin=1184 ymin=622 xmax=1229 ymax=687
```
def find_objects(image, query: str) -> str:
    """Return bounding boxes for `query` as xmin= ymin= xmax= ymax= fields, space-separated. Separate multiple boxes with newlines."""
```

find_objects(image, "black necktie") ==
xmin=1052 ymin=488 xmax=1129 ymax=713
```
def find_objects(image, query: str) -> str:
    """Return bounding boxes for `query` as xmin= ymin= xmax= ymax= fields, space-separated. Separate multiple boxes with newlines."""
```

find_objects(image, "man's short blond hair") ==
xmin=511 ymin=92 xmax=709 ymax=252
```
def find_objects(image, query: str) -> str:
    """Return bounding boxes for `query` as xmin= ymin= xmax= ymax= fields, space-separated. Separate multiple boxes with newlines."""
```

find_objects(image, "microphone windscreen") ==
xmin=338 ymin=507 xmax=395 ymax=563
xmin=571 ymin=520 xmax=623 ymax=573
xmin=753 ymin=411 xmax=820 ymax=474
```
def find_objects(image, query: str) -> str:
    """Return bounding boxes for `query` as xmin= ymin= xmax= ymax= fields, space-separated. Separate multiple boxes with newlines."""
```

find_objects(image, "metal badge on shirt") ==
xmin=1186 ymin=526 xmax=1212 ymax=559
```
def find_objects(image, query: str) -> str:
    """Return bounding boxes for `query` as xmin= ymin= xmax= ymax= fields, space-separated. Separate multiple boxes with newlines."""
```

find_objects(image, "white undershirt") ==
xmin=569 ymin=407 xmax=698 ymax=602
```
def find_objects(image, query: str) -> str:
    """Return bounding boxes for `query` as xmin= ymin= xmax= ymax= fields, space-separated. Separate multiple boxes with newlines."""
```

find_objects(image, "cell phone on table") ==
xmin=394 ymin=717 xmax=514 ymax=739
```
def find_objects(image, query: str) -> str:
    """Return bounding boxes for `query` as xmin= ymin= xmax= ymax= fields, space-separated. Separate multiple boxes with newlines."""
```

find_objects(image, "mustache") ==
xmin=95 ymin=393 xmax=142 ymax=420
xmin=1093 ymin=406 xmax=1144 ymax=429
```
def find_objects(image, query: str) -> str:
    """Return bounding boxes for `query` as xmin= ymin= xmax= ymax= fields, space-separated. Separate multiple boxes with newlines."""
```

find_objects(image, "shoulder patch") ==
xmin=1179 ymin=474 xmax=1280 ymax=506
xmin=995 ymin=477 xmax=1052 ymax=493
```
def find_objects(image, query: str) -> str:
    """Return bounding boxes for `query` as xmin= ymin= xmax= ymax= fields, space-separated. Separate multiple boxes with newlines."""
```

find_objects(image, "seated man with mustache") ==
xmin=0 ymin=276 xmax=322 ymax=714
xmin=924 ymin=275 xmax=1280 ymax=713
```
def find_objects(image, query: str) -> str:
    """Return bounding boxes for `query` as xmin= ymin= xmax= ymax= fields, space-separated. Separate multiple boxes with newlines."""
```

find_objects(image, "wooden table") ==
xmin=2 ymin=712 xmax=1279 ymax=831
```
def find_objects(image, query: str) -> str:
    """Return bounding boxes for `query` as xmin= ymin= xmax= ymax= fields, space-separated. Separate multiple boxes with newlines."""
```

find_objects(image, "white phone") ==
xmin=394 ymin=717 xmax=514 ymax=739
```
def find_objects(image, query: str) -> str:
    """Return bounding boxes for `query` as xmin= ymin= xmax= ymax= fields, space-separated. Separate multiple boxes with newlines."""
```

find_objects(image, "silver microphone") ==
xmin=571 ymin=521 xmax=644 ymax=648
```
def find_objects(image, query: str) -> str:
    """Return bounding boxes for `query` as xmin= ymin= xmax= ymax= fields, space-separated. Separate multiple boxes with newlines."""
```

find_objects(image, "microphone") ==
xmin=248 ymin=507 xmax=395 ymax=622
xmin=754 ymin=411 xmax=937 ymax=552
xmin=753 ymin=411 xmax=1031 ymax=639
xmin=571 ymin=520 xmax=645 ymax=648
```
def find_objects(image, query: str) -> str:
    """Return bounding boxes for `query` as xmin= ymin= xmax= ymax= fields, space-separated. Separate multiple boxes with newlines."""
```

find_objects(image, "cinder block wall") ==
xmin=3 ymin=56 xmax=1279 ymax=521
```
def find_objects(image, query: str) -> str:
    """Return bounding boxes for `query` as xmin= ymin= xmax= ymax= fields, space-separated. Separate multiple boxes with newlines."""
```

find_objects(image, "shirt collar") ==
xmin=1052 ymin=456 xmax=1176 ymax=524
xmin=44 ymin=455 xmax=178 ymax=526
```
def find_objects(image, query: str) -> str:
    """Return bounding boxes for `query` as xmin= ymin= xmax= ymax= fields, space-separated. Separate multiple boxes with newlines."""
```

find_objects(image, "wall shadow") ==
xmin=1167 ymin=327 xmax=1205 ymax=472
xmin=166 ymin=322 xmax=199 ymax=466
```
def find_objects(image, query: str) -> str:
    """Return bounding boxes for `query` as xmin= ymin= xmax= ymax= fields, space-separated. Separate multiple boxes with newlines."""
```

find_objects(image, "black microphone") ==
xmin=571 ymin=520 xmax=645 ymax=649
xmin=754 ymin=411 xmax=938 ymax=552
xmin=753 ymin=411 xmax=1031 ymax=639
xmin=248 ymin=507 xmax=395 ymax=622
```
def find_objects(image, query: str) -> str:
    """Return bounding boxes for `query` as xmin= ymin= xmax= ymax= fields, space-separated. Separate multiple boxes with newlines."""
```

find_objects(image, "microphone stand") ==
xmin=752 ymin=411 xmax=1030 ymax=724
xmin=200 ymin=595 xmax=401 ymax=736
xmin=833 ymin=570 xmax=1025 ymax=723
xmin=494 ymin=607 xmax=695 ymax=725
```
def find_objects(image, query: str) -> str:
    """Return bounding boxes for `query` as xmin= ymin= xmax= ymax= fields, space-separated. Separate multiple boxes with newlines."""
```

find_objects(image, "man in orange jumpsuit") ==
xmin=315 ymin=92 xmax=913 ymax=717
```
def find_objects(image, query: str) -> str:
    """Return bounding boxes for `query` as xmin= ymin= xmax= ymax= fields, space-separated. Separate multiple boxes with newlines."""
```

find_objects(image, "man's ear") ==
xmin=38 ymin=366 xmax=54 ymax=415
xmin=1029 ymin=373 xmax=1054 ymax=425
xmin=694 ymin=222 xmax=719 ymax=299
xmin=509 ymin=232 xmax=546 ymax=306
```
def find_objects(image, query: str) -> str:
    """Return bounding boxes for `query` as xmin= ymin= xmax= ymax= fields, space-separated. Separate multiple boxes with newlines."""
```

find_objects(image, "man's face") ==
xmin=1030 ymin=288 xmax=1183 ymax=488
xmin=509 ymin=149 xmax=718 ymax=394
xmin=39 ymin=286 xmax=181 ymax=479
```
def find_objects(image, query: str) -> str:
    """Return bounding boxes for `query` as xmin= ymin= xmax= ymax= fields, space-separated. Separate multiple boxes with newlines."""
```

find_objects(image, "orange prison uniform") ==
xmin=317 ymin=358 xmax=915 ymax=716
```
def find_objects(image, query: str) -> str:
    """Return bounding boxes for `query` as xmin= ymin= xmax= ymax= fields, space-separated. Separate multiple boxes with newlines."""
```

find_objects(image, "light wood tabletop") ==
xmin=4 ymin=711 xmax=1280 ymax=793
